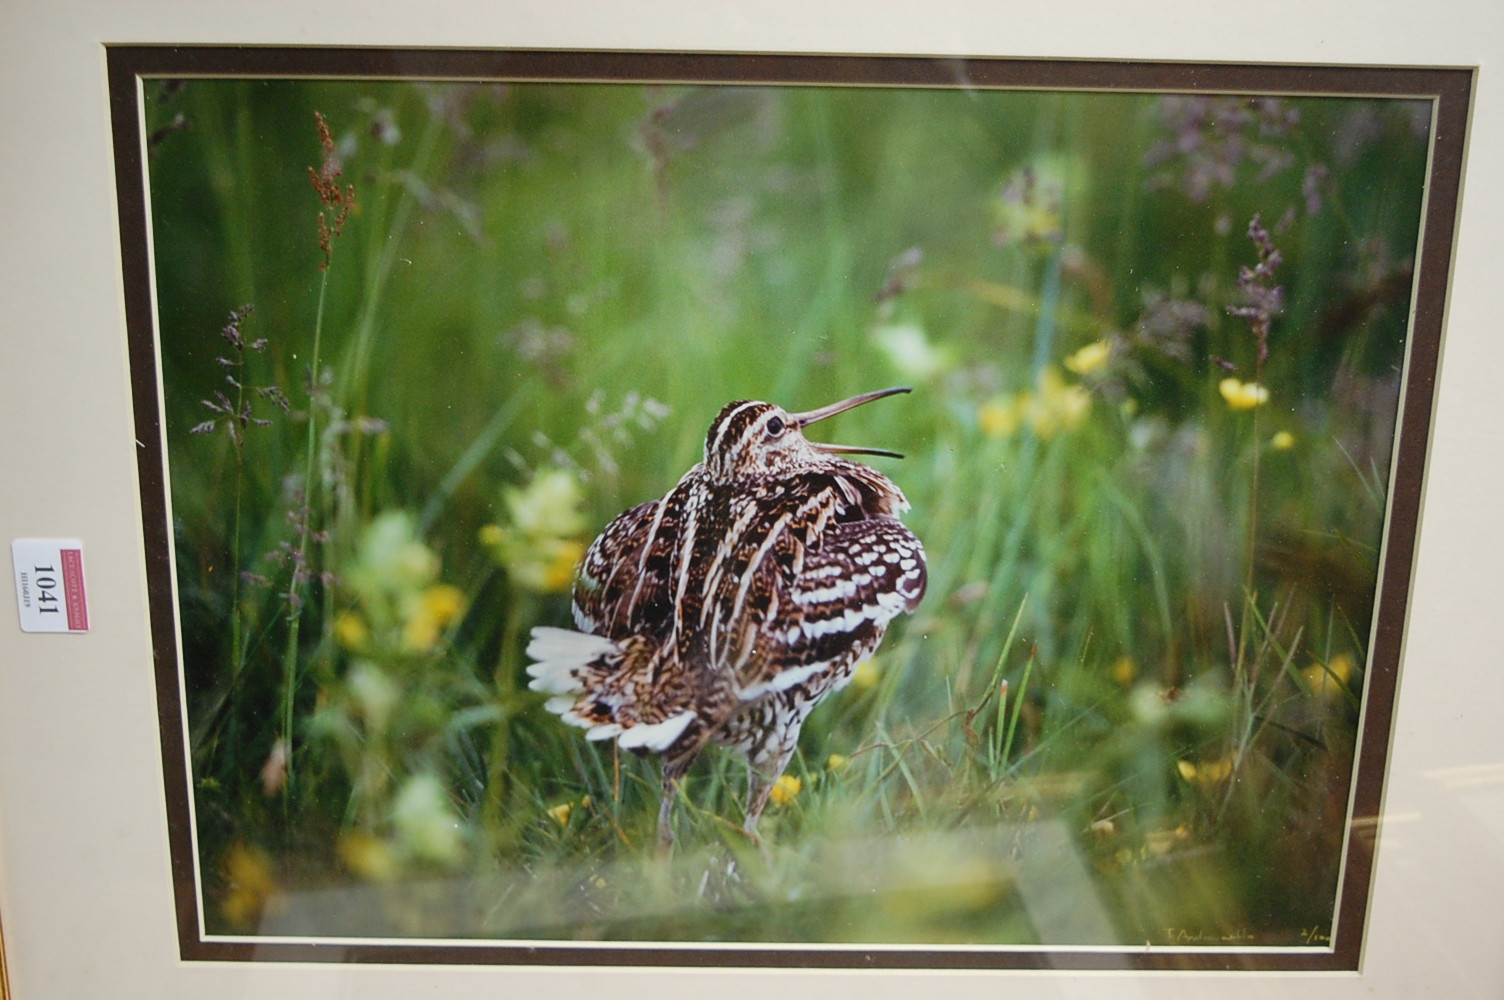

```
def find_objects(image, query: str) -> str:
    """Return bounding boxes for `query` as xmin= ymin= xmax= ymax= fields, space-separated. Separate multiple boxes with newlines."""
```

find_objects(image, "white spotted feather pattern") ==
xmin=525 ymin=387 xmax=926 ymax=844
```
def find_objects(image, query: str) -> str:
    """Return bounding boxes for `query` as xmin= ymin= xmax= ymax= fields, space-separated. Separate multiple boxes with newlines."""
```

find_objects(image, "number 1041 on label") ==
xmin=12 ymin=538 xmax=89 ymax=633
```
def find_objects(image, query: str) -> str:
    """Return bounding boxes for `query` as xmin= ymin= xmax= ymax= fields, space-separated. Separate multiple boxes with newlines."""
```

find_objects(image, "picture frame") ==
xmin=0 ymin=911 xmax=10 ymax=1000
xmin=111 ymin=42 xmax=1467 ymax=969
xmin=2 ymin=1 xmax=1504 ymax=998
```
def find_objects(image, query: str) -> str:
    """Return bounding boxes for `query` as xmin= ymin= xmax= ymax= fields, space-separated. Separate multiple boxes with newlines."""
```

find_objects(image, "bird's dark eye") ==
xmin=766 ymin=415 xmax=786 ymax=437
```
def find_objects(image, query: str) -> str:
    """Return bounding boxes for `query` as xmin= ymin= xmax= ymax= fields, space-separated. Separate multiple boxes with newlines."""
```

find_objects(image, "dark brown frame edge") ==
xmin=105 ymin=44 xmax=1473 ymax=973
xmin=0 ymin=903 xmax=10 ymax=1000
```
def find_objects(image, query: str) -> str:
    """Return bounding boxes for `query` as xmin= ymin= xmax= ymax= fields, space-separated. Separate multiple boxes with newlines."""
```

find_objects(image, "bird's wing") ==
xmin=572 ymin=490 xmax=682 ymax=640
xmin=732 ymin=516 xmax=926 ymax=696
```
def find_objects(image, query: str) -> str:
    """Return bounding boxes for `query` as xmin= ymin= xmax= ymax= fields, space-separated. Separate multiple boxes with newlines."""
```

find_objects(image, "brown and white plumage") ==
xmin=527 ymin=387 xmax=926 ymax=844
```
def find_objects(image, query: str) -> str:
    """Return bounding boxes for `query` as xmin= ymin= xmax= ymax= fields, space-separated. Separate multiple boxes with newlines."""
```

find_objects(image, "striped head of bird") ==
xmin=700 ymin=386 xmax=910 ymax=483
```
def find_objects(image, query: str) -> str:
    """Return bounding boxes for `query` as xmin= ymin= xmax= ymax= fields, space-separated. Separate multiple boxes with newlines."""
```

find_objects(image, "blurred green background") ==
xmin=142 ymin=75 xmax=1430 ymax=947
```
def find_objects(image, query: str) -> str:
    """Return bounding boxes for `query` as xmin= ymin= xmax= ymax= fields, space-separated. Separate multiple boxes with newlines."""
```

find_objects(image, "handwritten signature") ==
xmin=1159 ymin=925 xmax=1331 ymax=946
xmin=1162 ymin=926 xmax=1257 ymax=945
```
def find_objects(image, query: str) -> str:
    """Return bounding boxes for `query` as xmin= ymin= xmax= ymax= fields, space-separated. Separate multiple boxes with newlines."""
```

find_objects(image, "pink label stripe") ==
xmin=61 ymin=548 xmax=88 ymax=631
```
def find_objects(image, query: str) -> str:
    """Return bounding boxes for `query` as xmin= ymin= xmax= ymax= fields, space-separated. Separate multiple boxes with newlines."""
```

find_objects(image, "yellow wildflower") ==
xmin=503 ymin=468 xmax=587 ymax=541
xmin=338 ymin=830 xmax=399 ymax=882
xmin=422 ymin=584 xmax=466 ymax=625
xmin=540 ymin=539 xmax=587 ymax=594
xmin=1109 ymin=655 xmax=1137 ymax=687
xmin=546 ymin=795 xmax=591 ymax=827
xmin=1064 ymin=339 xmax=1111 ymax=375
xmin=1271 ymin=430 xmax=1295 ymax=451
xmin=402 ymin=583 xmax=467 ymax=651
xmin=769 ymin=774 xmax=802 ymax=807
xmin=489 ymin=468 xmax=589 ymax=593
xmin=980 ymin=369 xmax=1091 ymax=440
xmin=221 ymin=842 xmax=278 ymax=931
xmin=333 ymin=610 xmax=369 ymax=651
xmin=849 ymin=657 xmax=881 ymax=692
xmin=1026 ymin=367 xmax=1091 ymax=437
xmin=979 ymin=396 xmax=1022 ymax=438
xmin=1219 ymin=377 xmax=1269 ymax=410
xmin=343 ymin=512 xmax=451 ymax=643
xmin=1176 ymin=756 xmax=1234 ymax=785
xmin=826 ymin=753 xmax=849 ymax=772
xmin=1303 ymin=652 xmax=1354 ymax=698
xmin=402 ymin=614 xmax=440 ymax=652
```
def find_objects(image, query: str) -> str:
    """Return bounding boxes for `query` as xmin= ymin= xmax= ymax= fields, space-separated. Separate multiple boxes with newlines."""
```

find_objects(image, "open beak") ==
xmin=792 ymin=386 xmax=910 ymax=459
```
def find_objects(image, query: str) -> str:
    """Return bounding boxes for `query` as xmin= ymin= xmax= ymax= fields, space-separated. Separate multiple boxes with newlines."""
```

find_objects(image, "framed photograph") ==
xmin=105 ymin=44 xmax=1467 ymax=971
xmin=3 ymin=2 xmax=1501 ymax=998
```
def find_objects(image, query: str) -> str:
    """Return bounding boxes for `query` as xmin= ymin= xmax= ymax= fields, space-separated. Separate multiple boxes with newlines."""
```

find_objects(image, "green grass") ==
xmin=145 ymin=77 xmax=1427 ymax=947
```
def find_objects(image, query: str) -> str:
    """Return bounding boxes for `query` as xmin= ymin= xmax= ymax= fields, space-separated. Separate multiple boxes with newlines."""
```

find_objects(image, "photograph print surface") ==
xmin=112 ymin=49 xmax=1467 ymax=968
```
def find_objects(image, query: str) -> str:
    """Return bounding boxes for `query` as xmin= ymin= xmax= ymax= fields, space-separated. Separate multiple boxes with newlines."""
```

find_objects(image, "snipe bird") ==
xmin=526 ymin=386 xmax=926 ymax=845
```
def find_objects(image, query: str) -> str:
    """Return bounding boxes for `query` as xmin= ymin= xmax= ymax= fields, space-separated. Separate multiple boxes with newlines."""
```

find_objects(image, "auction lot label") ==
xmin=12 ymin=539 xmax=89 ymax=633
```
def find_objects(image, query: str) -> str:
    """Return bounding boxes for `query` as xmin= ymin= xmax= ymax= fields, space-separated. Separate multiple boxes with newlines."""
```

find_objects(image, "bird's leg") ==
xmin=656 ymin=788 xmax=677 ymax=853
xmin=743 ymin=747 xmax=796 ymax=840
xmin=743 ymin=776 xmax=772 ymax=842
xmin=657 ymin=756 xmax=691 ymax=853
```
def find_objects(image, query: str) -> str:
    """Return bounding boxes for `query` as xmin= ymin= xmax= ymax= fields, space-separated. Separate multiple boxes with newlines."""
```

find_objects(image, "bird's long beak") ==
xmin=793 ymin=386 xmax=910 ymax=459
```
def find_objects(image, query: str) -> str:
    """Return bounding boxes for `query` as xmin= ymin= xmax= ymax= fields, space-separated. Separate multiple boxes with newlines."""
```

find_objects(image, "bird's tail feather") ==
xmin=525 ymin=626 xmax=695 ymax=752
xmin=524 ymin=626 xmax=615 ymax=695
